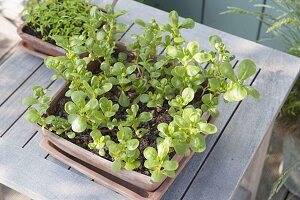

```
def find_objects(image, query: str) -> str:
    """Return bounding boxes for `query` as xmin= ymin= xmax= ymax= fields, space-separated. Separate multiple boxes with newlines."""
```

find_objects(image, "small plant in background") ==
xmin=23 ymin=8 xmax=259 ymax=182
xmin=22 ymin=0 xmax=127 ymax=54
xmin=223 ymin=1 xmax=300 ymax=199
xmin=223 ymin=0 xmax=300 ymax=117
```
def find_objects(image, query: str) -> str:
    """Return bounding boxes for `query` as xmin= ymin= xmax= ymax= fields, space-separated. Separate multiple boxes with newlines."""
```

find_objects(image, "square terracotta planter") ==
xmin=35 ymin=84 xmax=211 ymax=200
xmin=17 ymin=23 xmax=66 ymax=58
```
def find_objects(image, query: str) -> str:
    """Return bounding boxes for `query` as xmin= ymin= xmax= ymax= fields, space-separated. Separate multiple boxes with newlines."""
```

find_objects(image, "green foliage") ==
xmin=23 ymin=0 xmax=93 ymax=42
xmin=88 ymin=130 xmax=111 ymax=156
xmin=106 ymin=126 xmax=141 ymax=171
xmin=23 ymin=9 xmax=259 ymax=181
xmin=143 ymin=141 xmax=178 ymax=182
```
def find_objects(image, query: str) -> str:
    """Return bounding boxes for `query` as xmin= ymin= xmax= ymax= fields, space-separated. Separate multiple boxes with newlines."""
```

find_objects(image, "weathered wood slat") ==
xmin=0 ymin=49 xmax=43 ymax=104
xmin=2 ymin=78 xmax=64 ymax=148
xmin=0 ymin=141 xmax=126 ymax=200
xmin=0 ymin=0 xmax=299 ymax=200
xmin=183 ymin=50 xmax=300 ymax=200
xmin=0 ymin=65 xmax=54 ymax=136
xmin=0 ymin=16 xmax=19 ymax=59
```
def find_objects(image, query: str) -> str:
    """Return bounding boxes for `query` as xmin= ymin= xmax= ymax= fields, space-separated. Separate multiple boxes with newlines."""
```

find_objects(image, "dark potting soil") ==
xmin=51 ymin=89 xmax=175 ymax=176
xmin=23 ymin=24 xmax=57 ymax=45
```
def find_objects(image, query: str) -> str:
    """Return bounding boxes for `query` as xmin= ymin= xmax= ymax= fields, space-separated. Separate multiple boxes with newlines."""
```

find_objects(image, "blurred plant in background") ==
xmin=223 ymin=0 xmax=300 ymax=117
xmin=224 ymin=1 xmax=300 ymax=199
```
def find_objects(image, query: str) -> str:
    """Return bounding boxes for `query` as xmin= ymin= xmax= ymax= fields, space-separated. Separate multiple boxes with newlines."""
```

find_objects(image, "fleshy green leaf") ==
xmin=190 ymin=134 xmax=206 ymax=152
xmin=144 ymin=147 xmax=158 ymax=160
xmin=238 ymin=59 xmax=256 ymax=81
xmin=162 ymin=160 xmax=178 ymax=171
xmin=135 ymin=18 xmax=146 ymax=27
xmin=22 ymin=97 xmax=38 ymax=106
xmin=209 ymin=35 xmax=222 ymax=49
xmin=117 ymin=126 xmax=132 ymax=141
xmin=90 ymin=129 xmax=102 ymax=140
xmin=151 ymin=169 xmax=165 ymax=182
xmin=72 ymin=116 xmax=87 ymax=133
xmin=139 ymin=112 xmax=153 ymax=122
xmin=193 ymin=52 xmax=212 ymax=63
xmin=139 ymin=94 xmax=149 ymax=103
xmin=64 ymin=102 xmax=78 ymax=114
xmin=169 ymin=10 xmax=179 ymax=26
xmin=166 ymin=46 xmax=178 ymax=58
xmin=119 ymin=92 xmax=130 ymax=107
xmin=245 ymin=86 xmax=260 ymax=99
xmin=127 ymin=139 xmax=139 ymax=150
xmin=157 ymin=142 xmax=169 ymax=159
xmin=157 ymin=123 xmax=169 ymax=136
xmin=187 ymin=65 xmax=200 ymax=76
xmin=224 ymin=84 xmax=248 ymax=102
xmin=180 ymin=18 xmax=195 ymax=29
xmin=112 ymin=159 xmax=122 ymax=172
xmin=71 ymin=91 xmax=86 ymax=102
xmin=182 ymin=87 xmax=195 ymax=104
xmin=199 ymin=122 xmax=217 ymax=134
xmin=187 ymin=41 xmax=199 ymax=55
xmin=220 ymin=62 xmax=237 ymax=81
xmin=66 ymin=131 xmax=76 ymax=139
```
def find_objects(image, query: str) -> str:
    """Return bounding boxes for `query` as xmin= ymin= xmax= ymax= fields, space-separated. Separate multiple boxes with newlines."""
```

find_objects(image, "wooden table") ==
xmin=0 ymin=0 xmax=299 ymax=199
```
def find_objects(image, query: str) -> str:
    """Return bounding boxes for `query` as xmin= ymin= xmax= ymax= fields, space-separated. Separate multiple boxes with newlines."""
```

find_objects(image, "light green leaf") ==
xmin=180 ymin=18 xmax=195 ymax=29
xmin=112 ymin=159 xmax=122 ymax=172
xmin=157 ymin=142 xmax=169 ymax=159
xmin=193 ymin=52 xmax=212 ymax=63
xmin=64 ymin=102 xmax=78 ymax=114
xmin=199 ymin=122 xmax=217 ymax=134
xmin=144 ymin=147 xmax=158 ymax=160
xmin=162 ymin=170 xmax=176 ymax=178
xmin=151 ymin=169 xmax=165 ymax=182
xmin=139 ymin=112 xmax=153 ymax=122
xmin=119 ymin=92 xmax=130 ymax=107
xmin=209 ymin=35 xmax=222 ymax=49
xmin=238 ymin=59 xmax=256 ymax=81
xmin=187 ymin=41 xmax=199 ymax=55
xmin=90 ymin=129 xmax=102 ymax=140
xmin=127 ymin=139 xmax=139 ymax=150
xmin=117 ymin=126 xmax=132 ymax=141
xmin=169 ymin=10 xmax=179 ymax=26
xmin=166 ymin=46 xmax=178 ymax=58
xmin=139 ymin=94 xmax=149 ymax=103
xmin=84 ymin=98 xmax=98 ymax=111
xmin=157 ymin=123 xmax=169 ymax=136
xmin=173 ymin=37 xmax=185 ymax=44
xmin=187 ymin=65 xmax=200 ymax=76
xmin=224 ymin=84 xmax=248 ymax=102
xmin=71 ymin=91 xmax=86 ymax=102
xmin=66 ymin=131 xmax=76 ymax=139
xmin=190 ymin=134 xmax=206 ymax=152
xmin=135 ymin=18 xmax=146 ymax=27
xmin=209 ymin=78 xmax=221 ymax=90
xmin=245 ymin=85 xmax=260 ymax=99
xmin=22 ymin=97 xmax=38 ymax=106
xmin=182 ymin=87 xmax=195 ymax=104
xmin=220 ymin=62 xmax=237 ymax=81
xmin=162 ymin=160 xmax=179 ymax=171
xmin=174 ymin=115 xmax=189 ymax=129
xmin=72 ymin=116 xmax=87 ymax=133
xmin=173 ymin=141 xmax=189 ymax=155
